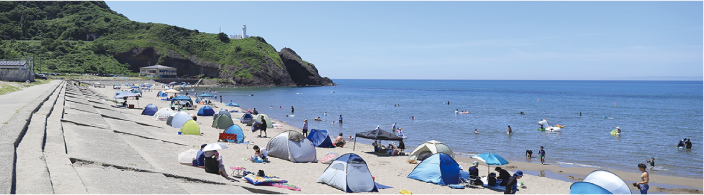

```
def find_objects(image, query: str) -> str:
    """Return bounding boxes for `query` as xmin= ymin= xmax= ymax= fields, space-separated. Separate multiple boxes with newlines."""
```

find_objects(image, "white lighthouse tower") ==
xmin=242 ymin=24 xmax=247 ymax=38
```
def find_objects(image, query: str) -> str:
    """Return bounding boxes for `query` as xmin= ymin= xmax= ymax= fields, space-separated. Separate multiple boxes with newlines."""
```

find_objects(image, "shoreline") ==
xmin=87 ymin=79 xmax=702 ymax=194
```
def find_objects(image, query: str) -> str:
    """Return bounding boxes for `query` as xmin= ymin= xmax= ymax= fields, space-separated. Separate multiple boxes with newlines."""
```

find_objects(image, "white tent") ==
xmin=152 ymin=108 xmax=175 ymax=121
xmin=408 ymin=140 xmax=454 ymax=162
xmin=317 ymin=153 xmax=378 ymax=193
xmin=171 ymin=111 xmax=192 ymax=128
xmin=570 ymin=170 xmax=631 ymax=194
xmin=266 ymin=131 xmax=317 ymax=163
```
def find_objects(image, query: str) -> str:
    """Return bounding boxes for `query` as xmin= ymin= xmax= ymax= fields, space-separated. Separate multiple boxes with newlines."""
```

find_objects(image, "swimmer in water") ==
xmin=475 ymin=129 xmax=479 ymax=134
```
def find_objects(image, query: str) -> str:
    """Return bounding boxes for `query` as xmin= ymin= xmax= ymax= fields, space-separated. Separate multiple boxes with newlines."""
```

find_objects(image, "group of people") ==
xmin=455 ymin=109 xmax=469 ymax=114
xmin=677 ymin=138 xmax=693 ymax=149
xmin=467 ymin=161 xmax=523 ymax=194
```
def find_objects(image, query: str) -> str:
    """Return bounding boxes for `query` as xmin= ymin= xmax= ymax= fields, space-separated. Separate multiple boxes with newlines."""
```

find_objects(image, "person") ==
xmin=184 ymin=101 xmax=191 ymax=108
xmin=504 ymin=170 xmax=523 ymax=194
xmin=447 ymin=101 xmax=450 ymax=105
xmin=252 ymin=108 xmax=259 ymax=115
xmin=617 ymin=126 xmax=621 ymax=134
xmin=193 ymin=144 xmax=208 ymax=168
xmin=387 ymin=143 xmax=396 ymax=155
xmin=397 ymin=128 xmax=405 ymax=137
xmin=410 ymin=116 xmax=415 ymax=120
xmin=203 ymin=150 xmax=230 ymax=179
xmin=539 ymin=146 xmax=546 ymax=165
xmin=496 ymin=167 xmax=511 ymax=186
xmin=398 ymin=140 xmax=405 ymax=154
xmin=507 ymin=125 xmax=512 ymax=134
xmin=677 ymin=139 xmax=685 ymax=147
xmin=302 ymin=119 xmax=309 ymax=137
xmin=315 ymin=117 xmax=322 ymax=121
xmin=348 ymin=135 xmax=353 ymax=141
xmin=579 ymin=112 xmax=582 ymax=116
xmin=252 ymin=145 xmax=268 ymax=161
xmin=338 ymin=115 xmax=343 ymax=124
xmin=280 ymin=106 xmax=282 ymax=109
xmin=259 ymin=116 xmax=267 ymax=137
xmin=520 ymin=111 xmax=525 ymax=115
xmin=335 ymin=133 xmax=346 ymax=147
xmin=372 ymin=140 xmax=379 ymax=152
xmin=455 ymin=109 xmax=459 ymax=115
xmin=122 ymin=100 xmax=127 ymax=107
xmin=219 ymin=95 xmax=222 ymax=103
xmin=392 ymin=122 xmax=397 ymax=131
xmin=487 ymin=172 xmax=497 ymax=186
xmin=685 ymin=138 xmax=692 ymax=149
xmin=468 ymin=161 xmax=480 ymax=179
xmin=474 ymin=129 xmax=479 ymax=134
xmin=291 ymin=106 xmax=294 ymax=113
xmin=647 ymin=157 xmax=655 ymax=171
xmin=636 ymin=163 xmax=649 ymax=194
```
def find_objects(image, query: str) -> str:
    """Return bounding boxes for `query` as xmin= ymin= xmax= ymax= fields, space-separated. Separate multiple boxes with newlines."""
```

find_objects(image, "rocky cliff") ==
xmin=279 ymin=48 xmax=335 ymax=86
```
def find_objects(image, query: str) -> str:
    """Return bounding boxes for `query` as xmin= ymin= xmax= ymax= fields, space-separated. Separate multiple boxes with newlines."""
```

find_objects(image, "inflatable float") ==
xmin=610 ymin=129 xmax=620 ymax=135
xmin=538 ymin=119 xmax=564 ymax=132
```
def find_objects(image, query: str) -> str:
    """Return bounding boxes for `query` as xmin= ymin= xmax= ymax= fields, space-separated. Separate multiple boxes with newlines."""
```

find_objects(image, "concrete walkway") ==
xmin=0 ymin=80 xmax=61 ymax=130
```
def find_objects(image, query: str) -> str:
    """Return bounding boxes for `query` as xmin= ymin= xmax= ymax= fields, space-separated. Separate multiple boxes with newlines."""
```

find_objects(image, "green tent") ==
xmin=247 ymin=114 xmax=273 ymax=128
xmin=179 ymin=120 xmax=200 ymax=135
xmin=212 ymin=114 xmax=235 ymax=129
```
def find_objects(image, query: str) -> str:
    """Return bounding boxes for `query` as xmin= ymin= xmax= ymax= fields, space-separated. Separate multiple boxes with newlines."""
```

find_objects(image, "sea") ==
xmin=202 ymin=79 xmax=703 ymax=178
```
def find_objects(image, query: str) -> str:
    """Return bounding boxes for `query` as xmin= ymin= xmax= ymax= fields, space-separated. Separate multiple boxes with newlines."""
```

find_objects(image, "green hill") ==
xmin=0 ymin=1 xmax=333 ymax=86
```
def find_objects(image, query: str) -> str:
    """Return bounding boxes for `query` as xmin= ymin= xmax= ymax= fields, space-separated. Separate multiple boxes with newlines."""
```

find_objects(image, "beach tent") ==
xmin=171 ymin=111 xmax=193 ymax=128
xmin=197 ymin=106 xmax=215 ymax=116
xmin=570 ymin=170 xmax=631 ymax=194
xmin=198 ymin=93 xmax=215 ymax=97
xmin=179 ymin=120 xmax=200 ymax=135
xmin=152 ymin=108 xmax=175 ymax=121
xmin=171 ymin=95 xmax=192 ymax=105
xmin=141 ymin=104 xmax=158 ymax=116
xmin=222 ymin=125 xmax=245 ymax=143
xmin=317 ymin=153 xmax=379 ymax=193
xmin=407 ymin=153 xmax=461 ymax=186
xmin=307 ymin=129 xmax=335 ymax=148
xmin=247 ymin=114 xmax=273 ymax=128
xmin=240 ymin=113 xmax=254 ymax=123
xmin=408 ymin=140 xmax=455 ymax=162
xmin=213 ymin=109 xmax=231 ymax=119
xmin=226 ymin=102 xmax=239 ymax=107
xmin=266 ymin=131 xmax=317 ymax=163
xmin=195 ymin=97 xmax=202 ymax=104
xmin=166 ymin=113 xmax=177 ymax=126
xmin=212 ymin=114 xmax=235 ymax=129
xmin=353 ymin=127 xmax=403 ymax=151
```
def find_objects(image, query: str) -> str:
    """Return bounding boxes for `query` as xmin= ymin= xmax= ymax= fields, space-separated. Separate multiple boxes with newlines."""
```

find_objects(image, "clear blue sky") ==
xmin=106 ymin=1 xmax=702 ymax=80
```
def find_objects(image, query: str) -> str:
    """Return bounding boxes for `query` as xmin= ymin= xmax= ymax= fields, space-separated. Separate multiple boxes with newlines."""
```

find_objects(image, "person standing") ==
xmin=259 ymin=116 xmax=267 ymax=137
xmin=302 ymin=119 xmax=309 ymax=137
xmin=504 ymin=170 xmax=523 ymax=194
xmin=220 ymin=95 xmax=222 ymax=103
xmin=636 ymin=163 xmax=649 ymax=194
xmin=291 ymin=106 xmax=295 ymax=113
xmin=338 ymin=115 xmax=343 ymax=124
xmin=455 ymin=109 xmax=459 ymax=115
xmin=539 ymin=146 xmax=546 ymax=164
xmin=507 ymin=125 xmax=512 ymax=135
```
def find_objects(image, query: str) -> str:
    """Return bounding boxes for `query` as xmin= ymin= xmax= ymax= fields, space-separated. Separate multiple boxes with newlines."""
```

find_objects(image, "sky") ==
xmin=106 ymin=1 xmax=703 ymax=80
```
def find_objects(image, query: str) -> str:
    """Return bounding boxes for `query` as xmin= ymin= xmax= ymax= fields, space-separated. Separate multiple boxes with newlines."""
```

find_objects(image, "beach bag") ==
xmin=204 ymin=156 xmax=219 ymax=174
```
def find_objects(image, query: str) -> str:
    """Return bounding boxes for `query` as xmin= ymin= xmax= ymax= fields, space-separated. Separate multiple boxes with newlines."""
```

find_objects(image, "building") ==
xmin=229 ymin=24 xmax=249 ymax=40
xmin=0 ymin=60 xmax=28 ymax=70
xmin=139 ymin=65 xmax=177 ymax=78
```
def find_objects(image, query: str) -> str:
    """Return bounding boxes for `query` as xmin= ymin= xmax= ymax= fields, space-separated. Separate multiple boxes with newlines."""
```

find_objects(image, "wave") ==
xmin=556 ymin=161 xmax=601 ymax=169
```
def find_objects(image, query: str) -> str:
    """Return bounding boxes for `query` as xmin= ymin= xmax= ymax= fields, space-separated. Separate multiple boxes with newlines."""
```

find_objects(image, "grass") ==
xmin=0 ymin=84 xmax=20 ymax=95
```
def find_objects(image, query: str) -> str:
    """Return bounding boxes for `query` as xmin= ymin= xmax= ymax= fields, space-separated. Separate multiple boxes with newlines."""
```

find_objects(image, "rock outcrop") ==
xmin=113 ymin=47 xmax=220 ymax=78
xmin=279 ymin=48 xmax=335 ymax=86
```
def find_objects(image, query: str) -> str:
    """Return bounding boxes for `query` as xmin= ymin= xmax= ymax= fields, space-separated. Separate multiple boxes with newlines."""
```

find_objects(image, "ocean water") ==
xmin=207 ymin=80 xmax=702 ymax=178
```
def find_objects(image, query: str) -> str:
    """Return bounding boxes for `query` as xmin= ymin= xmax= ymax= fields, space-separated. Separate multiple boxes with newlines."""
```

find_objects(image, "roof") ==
xmin=139 ymin=65 xmax=176 ymax=70
xmin=0 ymin=61 xmax=27 ymax=66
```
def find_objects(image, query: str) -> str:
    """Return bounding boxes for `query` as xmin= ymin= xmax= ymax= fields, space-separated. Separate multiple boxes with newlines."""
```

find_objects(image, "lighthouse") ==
xmin=242 ymin=24 xmax=247 ymax=38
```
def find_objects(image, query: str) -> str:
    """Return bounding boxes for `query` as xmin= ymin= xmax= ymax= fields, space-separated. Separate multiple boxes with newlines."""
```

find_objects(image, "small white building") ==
xmin=230 ymin=24 xmax=249 ymax=40
xmin=139 ymin=65 xmax=177 ymax=78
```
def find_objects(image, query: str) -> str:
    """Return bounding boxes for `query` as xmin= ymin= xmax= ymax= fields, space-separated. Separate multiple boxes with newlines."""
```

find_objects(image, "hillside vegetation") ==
xmin=0 ymin=1 xmax=297 ymax=85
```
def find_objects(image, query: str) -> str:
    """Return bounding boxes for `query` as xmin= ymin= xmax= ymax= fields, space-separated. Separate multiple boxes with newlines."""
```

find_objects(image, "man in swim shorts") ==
xmin=539 ymin=146 xmax=546 ymax=165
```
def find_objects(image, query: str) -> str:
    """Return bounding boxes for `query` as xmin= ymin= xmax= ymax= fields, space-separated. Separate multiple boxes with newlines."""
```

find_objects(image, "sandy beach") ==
xmin=86 ymin=80 xmax=702 ymax=194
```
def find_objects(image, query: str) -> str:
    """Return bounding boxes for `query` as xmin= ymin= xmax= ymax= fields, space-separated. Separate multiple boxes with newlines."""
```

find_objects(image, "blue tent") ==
xmin=307 ymin=129 xmax=335 ymax=148
xmin=226 ymin=102 xmax=239 ymax=107
xmin=569 ymin=170 xmax=631 ymax=194
xmin=240 ymin=113 xmax=254 ymax=123
xmin=141 ymin=104 xmax=158 ymax=116
xmin=407 ymin=153 xmax=461 ymax=186
xmin=317 ymin=153 xmax=378 ymax=193
xmin=195 ymin=97 xmax=202 ymax=103
xmin=223 ymin=125 xmax=245 ymax=143
xmin=198 ymin=93 xmax=215 ymax=97
xmin=197 ymin=106 xmax=215 ymax=116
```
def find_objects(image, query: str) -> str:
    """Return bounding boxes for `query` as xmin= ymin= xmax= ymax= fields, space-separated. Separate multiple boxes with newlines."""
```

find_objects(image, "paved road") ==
xmin=0 ymin=80 xmax=61 ymax=130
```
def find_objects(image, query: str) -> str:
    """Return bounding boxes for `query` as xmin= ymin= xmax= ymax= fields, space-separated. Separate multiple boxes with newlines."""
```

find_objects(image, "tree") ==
xmin=218 ymin=32 xmax=229 ymax=43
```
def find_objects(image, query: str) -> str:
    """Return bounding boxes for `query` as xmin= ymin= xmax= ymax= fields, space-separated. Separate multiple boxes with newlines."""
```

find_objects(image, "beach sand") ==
xmin=90 ymin=81 xmax=702 ymax=194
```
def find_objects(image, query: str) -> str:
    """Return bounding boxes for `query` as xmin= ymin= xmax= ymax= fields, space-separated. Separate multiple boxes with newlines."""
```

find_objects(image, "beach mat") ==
xmin=375 ymin=182 xmax=393 ymax=189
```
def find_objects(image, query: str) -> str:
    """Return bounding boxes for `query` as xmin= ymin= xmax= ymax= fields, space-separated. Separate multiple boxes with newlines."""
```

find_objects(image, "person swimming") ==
xmin=474 ymin=129 xmax=479 ymax=134
xmin=315 ymin=117 xmax=322 ymax=121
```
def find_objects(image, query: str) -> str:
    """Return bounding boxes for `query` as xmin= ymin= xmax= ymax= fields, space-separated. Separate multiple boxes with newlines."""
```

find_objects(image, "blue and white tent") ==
xmin=197 ymin=106 xmax=215 ymax=116
xmin=407 ymin=153 xmax=461 ymax=186
xmin=307 ymin=129 xmax=335 ymax=148
xmin=240 ymin=113 xmax=254 ymax=123
xmin=570 ymin=170 xmax=631 ymax=194
xmin=141 ymin=104 xmax=158 ymax=116
xmin=317 ymin=153 xmax=378 ymax=193
xmin=223 ymin=125 xmax=245 ymax=143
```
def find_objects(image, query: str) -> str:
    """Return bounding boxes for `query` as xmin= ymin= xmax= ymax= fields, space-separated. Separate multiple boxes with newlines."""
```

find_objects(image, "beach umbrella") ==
xmin=164 ymin=89 xmax=180 ymax=94
xmin=472 ymin=153 xmax=509 ymax=175
xmin=570 ymin=170 xmax=631 ymax=194
xmin=114 ymin=91 xmax=139 ymax=99
xmin=113 ymin=83 xmax=120 ymax=86
xmin=178 ymin=149 xmax=199 ymax=165
xmin=226 ymin=102 xmax=239 ymax=107
xmin=198 ymin=93 xmax=215 ymax=97
xmin=203 ymin=143 xmax=228 ymax=151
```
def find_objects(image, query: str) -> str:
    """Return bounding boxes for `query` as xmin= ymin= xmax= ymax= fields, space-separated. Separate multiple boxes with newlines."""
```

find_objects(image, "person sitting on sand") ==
xmin=504 ymin=170 xmax=523 ymax=194
xmin=468 ymin=161 xmax=480 ymax=180
xmin=335 ymin=133 xmax=346 ymax=147
xmin=252 ymin=145 xmax=268 ymax=161
xmin=193 ymin=144 xmax=208 ymax=168
xmin=387 ymin=143 xmax=396 ymax=155
xmin=496 ymin=167 xmax=511 ymax=186
xmin=203 ymin=150 xmax=231 ymax=179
